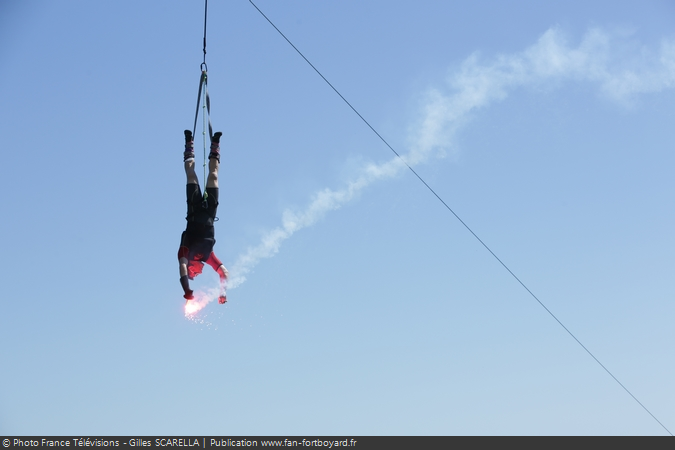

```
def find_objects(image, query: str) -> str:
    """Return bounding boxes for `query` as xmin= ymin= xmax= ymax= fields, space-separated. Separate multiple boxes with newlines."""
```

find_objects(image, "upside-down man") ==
xmin=178 ymin=129 xmax=228 ymax=304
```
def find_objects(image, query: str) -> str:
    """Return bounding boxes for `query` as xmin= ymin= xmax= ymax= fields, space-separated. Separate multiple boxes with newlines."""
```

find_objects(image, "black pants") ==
xmin=178 ymin=184 xmax=219 ymax=261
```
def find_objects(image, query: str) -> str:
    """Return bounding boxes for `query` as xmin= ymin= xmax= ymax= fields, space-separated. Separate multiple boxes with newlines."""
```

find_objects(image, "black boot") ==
xmin=209 ymin=131 xmax=222 ymax=162
xmin=183 ymin=130 xmax=195 ymax=162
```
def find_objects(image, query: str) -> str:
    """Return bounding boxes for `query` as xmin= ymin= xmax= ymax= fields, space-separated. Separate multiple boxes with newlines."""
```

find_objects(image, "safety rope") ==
xmin=202 ymin=0 xmax=208 ymax=70
xmin=191 ymin=0 xmax=213 ymax=201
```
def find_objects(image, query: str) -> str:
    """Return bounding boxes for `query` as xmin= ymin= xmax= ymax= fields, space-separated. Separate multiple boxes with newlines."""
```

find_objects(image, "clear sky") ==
xmin=1 ymin=0 xmax=674 ymax=436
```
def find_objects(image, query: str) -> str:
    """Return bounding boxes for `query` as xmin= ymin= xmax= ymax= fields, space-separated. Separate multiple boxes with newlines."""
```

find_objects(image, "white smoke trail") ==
xmin=227 ymin=27 xmax=675 ymax=289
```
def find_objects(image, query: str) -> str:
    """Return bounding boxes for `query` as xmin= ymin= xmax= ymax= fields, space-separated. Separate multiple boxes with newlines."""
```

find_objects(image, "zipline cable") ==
xmin=247 ymin=0 xmax=672 ymax=436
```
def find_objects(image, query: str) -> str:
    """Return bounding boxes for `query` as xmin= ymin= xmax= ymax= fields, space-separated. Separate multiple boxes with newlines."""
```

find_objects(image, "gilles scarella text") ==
xmin=11 ymin=440 xmax=204 ymax=448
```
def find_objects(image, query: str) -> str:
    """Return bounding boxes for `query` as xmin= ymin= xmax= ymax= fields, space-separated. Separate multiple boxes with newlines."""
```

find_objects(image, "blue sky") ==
xmin=1 ymin=0 xmax=674 ymax=436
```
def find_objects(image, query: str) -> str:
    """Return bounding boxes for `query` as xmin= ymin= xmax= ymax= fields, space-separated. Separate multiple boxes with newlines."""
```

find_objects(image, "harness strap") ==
xmin=192 ymin=71 xmax=213 ymax=141
xmin=192 ymin=1 xmax=214 ymax=202
xmin=203 ymin=75 xmax=213 ymax=140
xmin=191 ymin=70 xmax=214 ymax=202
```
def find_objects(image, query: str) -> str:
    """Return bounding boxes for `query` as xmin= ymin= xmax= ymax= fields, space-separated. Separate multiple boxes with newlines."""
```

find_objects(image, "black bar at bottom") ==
xmin=0 ymin=436 xmax=672 ymax=449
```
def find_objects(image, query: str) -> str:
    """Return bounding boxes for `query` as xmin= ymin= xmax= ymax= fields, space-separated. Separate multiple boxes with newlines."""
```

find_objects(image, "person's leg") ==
xmin=185 ymin=161 xmax=199 ymax=186
xmin=206 ymin=131 xmax=222 ymax=189
xmin=205 ymin=158 xmax=218 ymax=188
xmin=180 ymin=130 xmax=198 ymax=301
xmin=184 ymin=130 xmax=199 ymax=185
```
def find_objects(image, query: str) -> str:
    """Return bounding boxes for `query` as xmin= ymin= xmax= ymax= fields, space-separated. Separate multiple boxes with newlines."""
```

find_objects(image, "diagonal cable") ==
xmin=247 ymin=0 xmax=672 ymax=436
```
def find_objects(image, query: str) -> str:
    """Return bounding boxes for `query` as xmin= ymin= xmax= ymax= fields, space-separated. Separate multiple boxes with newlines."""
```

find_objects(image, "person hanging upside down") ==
xmin=178 ymin=129 xmax=228 ymax=304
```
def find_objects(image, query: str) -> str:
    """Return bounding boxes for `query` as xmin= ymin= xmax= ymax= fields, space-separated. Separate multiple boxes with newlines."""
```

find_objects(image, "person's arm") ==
xmin=205 ymin=252 xmax=228 ymax=304
xmin=178 ymin=250 xmax=193 ymax=300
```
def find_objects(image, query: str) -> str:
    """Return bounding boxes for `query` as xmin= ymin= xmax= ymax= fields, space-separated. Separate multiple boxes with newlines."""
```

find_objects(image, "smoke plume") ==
xmin=227 ymin=27 xmax=675 ymax=289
